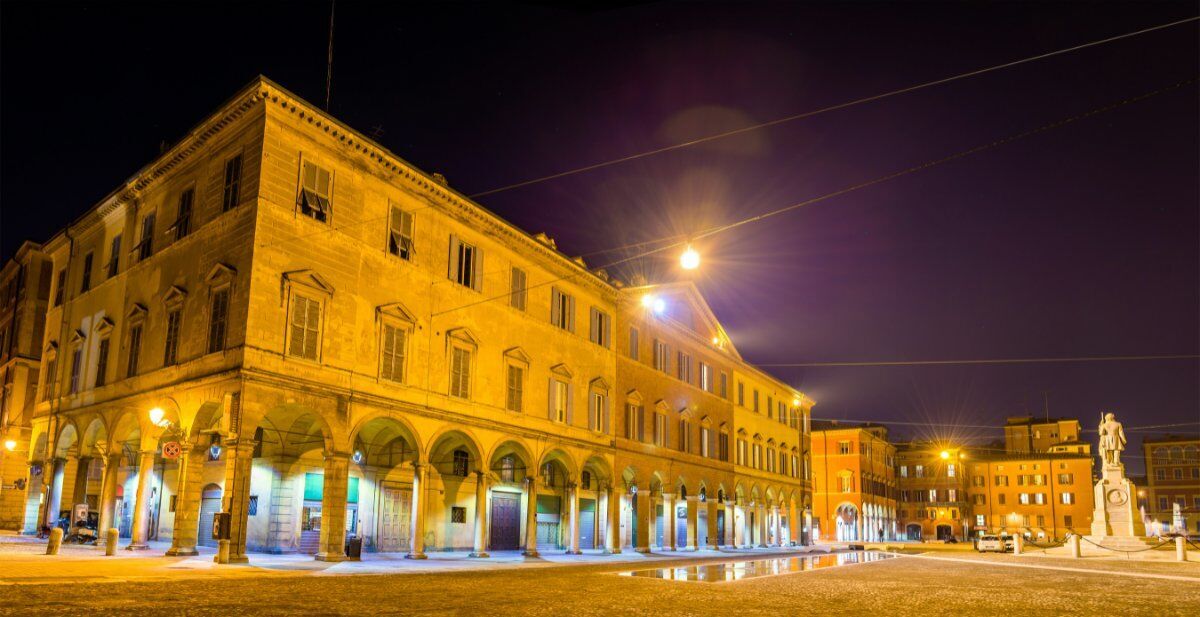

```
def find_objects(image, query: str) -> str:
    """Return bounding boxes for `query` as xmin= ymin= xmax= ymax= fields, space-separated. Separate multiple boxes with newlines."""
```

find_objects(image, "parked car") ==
xmin=975 ymin=535 xmax=1008 ymax=553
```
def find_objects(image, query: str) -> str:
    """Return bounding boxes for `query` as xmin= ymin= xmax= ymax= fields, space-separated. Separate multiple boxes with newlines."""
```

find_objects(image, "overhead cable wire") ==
xmin=467 ymin=16 xmax=1200 ymax=198
xmin=759 ymin=354 xmax=1200 ymax=368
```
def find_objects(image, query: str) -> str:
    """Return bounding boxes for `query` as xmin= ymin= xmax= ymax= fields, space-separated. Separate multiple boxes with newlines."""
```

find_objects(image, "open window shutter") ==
xmin=288 ymin=296 xmax=306 ymax=357
xmin=472 ymin=248 xmax=483 ymax=291
xmin=548 ymin=378 xmax=556 ymax=421
xmin=603 ymin=314 xmax=611 ymax=348
xmin=448 ymin=235 xmax=460 ymax=280
xmin=565 ymin=383 xmax=575 ymax=426
xmin=400 ymin=210 xmax=414 ymax=246
xmin=304 ymin=298 xmax=321 ymax=360
xmin=302 ymin=162 xmax=317 ymax=192
xmin=602 ymin=395 xmax=610 ymax=434
xmin=637 ymin=406 xmax=645 ymax=442
xmin=381 ymin=325 xmax=394 ymax=378
xmin=567 ymin=296 xmax=575 ymax=332
xmin=550 ymin=290 xmax=560 ymax=327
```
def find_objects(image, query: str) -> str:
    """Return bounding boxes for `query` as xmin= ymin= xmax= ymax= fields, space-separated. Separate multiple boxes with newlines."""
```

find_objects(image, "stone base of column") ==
xmin=603 ymin=548 xmax=622 ymax=555
xmin=314 ymin=552 xmax=351 ymax=562
xmin=124 ymin=543 xmax=150 ymax=551
xmin=684 ymin=544 xmax=698 ymax=551
xmin=635 ymin=546 xmax=651 ymax=553
xmin=522 ymin=549 xmax=540 ymax=557
xmin=468 ymin=551 xmax=490 ymax=558
xmin=227 ymin=555 xmax=250 ymax=564
xmin=164 ymin=547 xmax=199 ymax=556
xmin=405 ymin=552 xmax=428 ymax=560
xmin=565 ymin=549 xmax=582 ymax=555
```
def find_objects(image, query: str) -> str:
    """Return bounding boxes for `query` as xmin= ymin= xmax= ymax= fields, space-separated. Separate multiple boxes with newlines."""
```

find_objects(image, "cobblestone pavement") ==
xmin=4 ymin=550 xmax=1198 ymax=616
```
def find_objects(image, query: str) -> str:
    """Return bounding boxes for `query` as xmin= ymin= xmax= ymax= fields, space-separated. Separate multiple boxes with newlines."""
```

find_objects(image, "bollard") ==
xmin=45 ymin=527 xmax=63 ymax=555
xmin=105 ymin=528 xmax=119 ymax=556
xmin=216 ymin=539 xmax=231 ymax=564
xmin=1069 ymin=535 xmax=1081 ymax=559
xmin=1177 ymin=537 xmax=1187 ymax=562
xmin=1013 ymin=535 xmax=1023 ymax=556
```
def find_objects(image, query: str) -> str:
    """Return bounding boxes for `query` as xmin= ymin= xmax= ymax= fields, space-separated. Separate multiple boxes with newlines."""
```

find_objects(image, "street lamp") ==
xmin=939 ymin=450 xmax=950 ymax=460
xmin=680 ymin=244 xmax=700 ymax=270
xmin=148 ymin=407 xmax=171 ymax=428
xmin=3 ymin=440 xmax=15 ymax=452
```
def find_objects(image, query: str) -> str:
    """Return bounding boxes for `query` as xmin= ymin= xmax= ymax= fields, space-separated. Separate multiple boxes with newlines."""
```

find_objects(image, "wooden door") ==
xmin=489 ymin=492 xmax=520 ymax=550
xmin=377 ymin=485 xmax=411 ymax=552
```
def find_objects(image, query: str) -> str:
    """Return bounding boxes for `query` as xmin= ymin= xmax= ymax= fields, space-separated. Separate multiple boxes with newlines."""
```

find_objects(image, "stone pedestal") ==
xmin=1089 ymin=463 xmax=1146 ymax=538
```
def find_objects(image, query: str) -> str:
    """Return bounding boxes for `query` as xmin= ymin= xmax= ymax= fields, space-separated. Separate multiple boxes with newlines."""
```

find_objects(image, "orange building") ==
xmin=810 ymin=422 xmax=897 ymax=542
xmin=896 ymin=443 xmax=970 ymax=541
xmin=1142 ymin=435 xmax=1200 ymax=535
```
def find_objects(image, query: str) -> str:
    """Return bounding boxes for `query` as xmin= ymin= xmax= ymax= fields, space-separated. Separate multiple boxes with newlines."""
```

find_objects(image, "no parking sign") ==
xmin=162 ymin=441 xmax=182 ymax=459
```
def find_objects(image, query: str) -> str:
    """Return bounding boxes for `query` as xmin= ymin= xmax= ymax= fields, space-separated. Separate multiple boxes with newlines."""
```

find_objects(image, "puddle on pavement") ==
xmin=617 ymin=551 xmax=895 ymax=583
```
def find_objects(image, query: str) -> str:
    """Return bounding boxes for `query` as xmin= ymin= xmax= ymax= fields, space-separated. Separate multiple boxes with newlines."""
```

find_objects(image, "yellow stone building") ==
xmin=17 ymin=76 xmax=812 ymax=560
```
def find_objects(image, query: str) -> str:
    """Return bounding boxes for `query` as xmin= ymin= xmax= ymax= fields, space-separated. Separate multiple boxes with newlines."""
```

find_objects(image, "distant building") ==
xmin=964 ymin=451 xmax=1093 ymax=540
xmin=0 ymin=241 xmax=52 ymax=531
xmin=1003 ymin=416 xmax=1082 ymax=454
xmin=810 ymin=422 xmax=897 ymax=542
xmin=895 ymin=443 xmax=970 ymax=541
xmin=1142 ymin=435 xmax=1200 ymax=535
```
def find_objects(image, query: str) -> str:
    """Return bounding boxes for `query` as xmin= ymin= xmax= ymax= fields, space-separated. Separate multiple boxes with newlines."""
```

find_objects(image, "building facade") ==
xmin=895 ymin=443 xmax=971 ymax=541
xmin=964 ymin=452 xmax=1093 ymax=540
xmin=17 ymin=76 xmax=812 ymax=561
xmin=1142 ymin=435 xmax=1200 ymax=535
xmin=0 ymin=242 xmax=52 ymax=530
xmin=1003 ymin=416 xmax=1082 ymax=454
xmin=810 ymin=422 xmax=896 ymax=542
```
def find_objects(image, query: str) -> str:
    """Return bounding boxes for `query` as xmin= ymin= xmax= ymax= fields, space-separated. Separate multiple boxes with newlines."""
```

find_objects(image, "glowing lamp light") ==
xmin=352 ymin=450 xmax=364 ymax=464
xmin=641 ymin=294 xmax=654 ymax=308
xmin=712 ymin=337 xmax=721 ymax=345
xmin=792 ymin=397 xmax=801 ymax=407
xmin=939 ymin=450 xmax=950 ymax=460
xmin=680 ymin=245 xmax=700 ymax=270
xmin=148 ymin=407 xmax=170 ymax=428
xmin=3 ymin=440 xmax=16 ymax=452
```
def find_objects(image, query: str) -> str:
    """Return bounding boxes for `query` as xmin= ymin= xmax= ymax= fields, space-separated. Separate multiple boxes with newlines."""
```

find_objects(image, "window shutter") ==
xmin=472 ymin=247 xmax=483 ymax=291
xmin=381 ymin=325 xmax=394 ymax=378
xmin=602 ymin=314 xmax=611 ymax=348
xmin=289 ymin=296 xmax=307 ymax=357
xmin=602 ymin=395 xmax=610 ymax=434
xmin=548 ymin=378 xmax=556 ymax=421
xmin=589 ymin=309 xmax=597 ymax=342
xmin=587 ymin=394 xmax=595 ymax=431
xmin=302 ymin=162 xmax=317 ymax=192
xmin=304 ymin=299 xmax=320 ymax=360
xmin=565 ymin=383 xmax=574 ymax=426
xmin=448 ymin=235 xmax=460 ymax=280
xmin=636 ymin=406 xmax=645 ymax=442
xmin=400 ymin=210 xmax=414 ymax=240
xmin=551 ymin=289 xmax=560 ymax=327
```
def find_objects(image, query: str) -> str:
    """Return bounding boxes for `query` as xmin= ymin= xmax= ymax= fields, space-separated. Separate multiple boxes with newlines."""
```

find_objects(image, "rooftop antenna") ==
xmin=325 ymin=0 xmax=335 ymax=111
xmin=1043 ymin=391 xmax=1049 ymax=422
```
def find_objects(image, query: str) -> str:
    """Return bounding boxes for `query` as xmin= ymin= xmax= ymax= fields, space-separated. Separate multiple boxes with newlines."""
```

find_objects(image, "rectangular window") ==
xmin=947 ymin=464 xmax=956 ymax=478
xmin=700 ymin=427 xmax=711 ymax=457
xmin=1035 ymin=493 xmax=1046 ymax=505
xmin=451 ymin=507 xmax=467 ymax=524
xmin=288 ymin=294 xmax=321 ymax=360
xmin=1061 ymin=492 xmax=1074 ymax=505
xmin=737 ymin=439 xmax=747 ymax=465
xmin=753 ymin=390 xmax=759 ymax=412
xmin=552 ymin=379 xmax=568 ymax=423
xmin=589 ymin=307 xmax=611 ymax=348
xmin=126 ymin=324 xmax=143 ymax=377
xmin=107 ymin=235 xmax=121 ymax=278
xmin=449 ymin=236 xmax=483 ymax=290
xmin=929 ymin=489 xmax=938 ymax=502
xmin=838 ymin=441 xmax=851 ymax=455
xmin=550 ymin=288 xmax=575 ymax=331
xmin=1155 ymin=469 xmax=1166 ymax=480
xmin=208 ymin=288 xmax=230 ymax=354
xmin=43 ymin=358 xmax=56 ymax=400
xmin=678 ymin=420 xmax=690 ymax=453
xmin=589 ymin=392 xmax=606 ymax=432
xmin=174 ymin=188 xmax=194 ymax=240
xmin=1057 ymin=473 xmax=1073 ymax=485
xmin=163 ymin=309 xmax=182 ymax=366
xmin=1019 ymin=493 xmax=1031 ymax=505
xmin=1173 ymin=469 xmax=1183 ymax=480
xmin=900 ymin=466 xmax=908 ymax=478
xmin=653 ymin=340 xmax=669 ymax=373
xmin=505 ymin=365 xmax=523 ymax=412
xmin=449 ymin=347 xmax=471 ymax=398
xmin=915 ymin=465 xmax=924 ymax=478
xmin=737 ymin=381 xmax=744 ymax=406
xmin=380 ymin=324 xmax=407 ymax=383
xmin=628 ymin=327 xmax=639 ymax=360
xmin=54 ymin=270 xmax=66 ymax=307
xmin=299 ymin=161 xmax=332 ymax=222
xmin=636 ymin=405 xmax=645 ymax=442
xmin=222 ymin=154 xmax=243 ymax=212
xmin=387 ymin=207 xmax=415 ymax=260
xmin=653 ymin=413 xmax=666 ymax=446
xmin=1158 ymin=496 xmax=1168 ymax=511
xmin=719 ymin=433 xmax=729 ymax=461
xmin=509 ymin=267 xmax=526 ymax=311
xmin=699 ymin=363 xmax=712 ymax=392
xmin=947 ymin=489 xmax=957 ymax=501
xmin=719 ymin=372 xmax=728 ymax=398
xmin=69 ymin=347 xmax=83 ymax=394
xmin=677 ymin=351 xmax=692 ymax=382
xmin=767 ymin=396 xmax=773 ymax=419
xmin=94 ymin=338 xmax=110 ymax=388
xmin=137 ymin=213 xmax=156 ymax=262
xmin=80 ymin=253 xmax=93 ymax=293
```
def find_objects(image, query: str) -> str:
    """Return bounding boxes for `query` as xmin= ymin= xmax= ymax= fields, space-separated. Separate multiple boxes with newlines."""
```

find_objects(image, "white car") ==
xmin=975 ymin=535 xmax=1008 ymax=553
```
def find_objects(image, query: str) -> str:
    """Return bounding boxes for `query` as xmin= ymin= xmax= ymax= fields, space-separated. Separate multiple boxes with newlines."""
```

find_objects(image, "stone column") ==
xmin=125 ymin=450 xmax=156 ymax=550
xmin=43 ymin=458 xmax=65 ymax=529
xmin=738 ymin=503 xmax=748 ymax=548
xmin=634 ymin=490 xmax=652 ymax=552
xmin=788 ymin=499 xmax=799 ymax=545
xmin=685 ymin=496 xmax=699 ymax=550
xmin=604 ymin=484 xmax=620 ymax=554
xmin=706 ymin=501 xmax=720 ymax=549
xmin=723 ymin=504 xmax=735 ymax=547
xmin=521 ymin=475 xmax=539 ymax=557
xmin=663 ymin=493 xmax=677 ymax=551
xmin=266 ymin=456 xmax=297 ymax=553
xmin=58 ymin=454 xmax=80 ymax=512
xmin=216 ymin=441 xmax=255 ymax=563
xmin=566 ymin=481 xmax=581 ymax=554
xmin=315 ymin=452 xmax=350 ymax=562
xmin=757 ymin=503 xmax=768 ymax=547
xmin=773 ymin=506 xmax=783 ymax=547
xmin=407 ymin=462 xmax=428 ymax=559
xmin=470 ymin=470 xmax=490 ymax=558
xmin=166 ymin=445 xmax=206 ymax=556
xmin=96 ymin=453 xmax=122 ymax=536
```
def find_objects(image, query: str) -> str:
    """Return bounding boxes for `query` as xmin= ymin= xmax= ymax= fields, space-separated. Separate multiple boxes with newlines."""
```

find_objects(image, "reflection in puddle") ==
xmin=618 ymin=551 xmax=895 ymax=582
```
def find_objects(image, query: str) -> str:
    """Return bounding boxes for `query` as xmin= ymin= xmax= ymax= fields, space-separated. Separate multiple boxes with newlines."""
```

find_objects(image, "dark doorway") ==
xmin=490 ymin=492 xmax=521 ymax=550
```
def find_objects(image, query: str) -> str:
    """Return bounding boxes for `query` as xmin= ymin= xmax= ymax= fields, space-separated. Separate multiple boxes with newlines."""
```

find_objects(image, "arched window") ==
xmin=452 ymin=449 xmax=469 ymax=477
xmin=499 ymin=455 xmax=515 ymax=483
xmin=717 ymin=489 xmax=725 ymax=503
xmin=581 ymin=470 xmax=591 ymax=490
xmin=699 ymin=487 xmax=707 ymax=502
xmin=1170 ymin=446 xmax=1183 ymax=461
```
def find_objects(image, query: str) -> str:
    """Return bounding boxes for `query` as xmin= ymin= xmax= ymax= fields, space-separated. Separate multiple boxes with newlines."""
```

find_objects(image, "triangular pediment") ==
xmin=625 ymin=389 xmax=644 ymax=404
xmin=204 ymin=262 xmax=238 ymax=285
xmin=93 ymin=317 xmax=116 ymax=336
xmin=624 ymin=281 xmax=742 ymax=361
xmin=126 ymin=303 xmax=148 ymax=320
xmin=503 ymin=346 xmax=531 ymax=365
xmin=589 ymin=377 xmax=610 ymax=391
xmin=377 ymin=301 xmax=418 ymax=324
xmin=282 ymin=269 xmax=334 ymax=295
xmin=446 ymin=327 xmax=478 ymax=346
xmin=70 ymin=329 xmax=87 ymax=344
xmin=549 ymin=363 xmax=573 ymax=379
xmin=162 ymin=285 xmax=188 ymax=307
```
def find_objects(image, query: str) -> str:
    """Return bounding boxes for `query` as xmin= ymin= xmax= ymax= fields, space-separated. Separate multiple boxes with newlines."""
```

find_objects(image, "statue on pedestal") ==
xmin=1097 ymin=412 xmax=1126 ymax=467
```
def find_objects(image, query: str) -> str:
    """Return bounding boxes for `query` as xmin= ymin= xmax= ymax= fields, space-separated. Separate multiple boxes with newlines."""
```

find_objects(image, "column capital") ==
xmin=323 ymin=451 xmax=352 ymax=463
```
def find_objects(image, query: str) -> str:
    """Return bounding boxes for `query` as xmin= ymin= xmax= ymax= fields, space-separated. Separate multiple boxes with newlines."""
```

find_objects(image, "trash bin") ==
xmin=345 ymin=536 xmax=363 ymax=559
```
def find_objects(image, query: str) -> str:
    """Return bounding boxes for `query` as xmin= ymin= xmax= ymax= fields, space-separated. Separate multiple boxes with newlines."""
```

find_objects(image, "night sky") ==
xmin=2 ymin=2 xmax=1197 ymax=467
